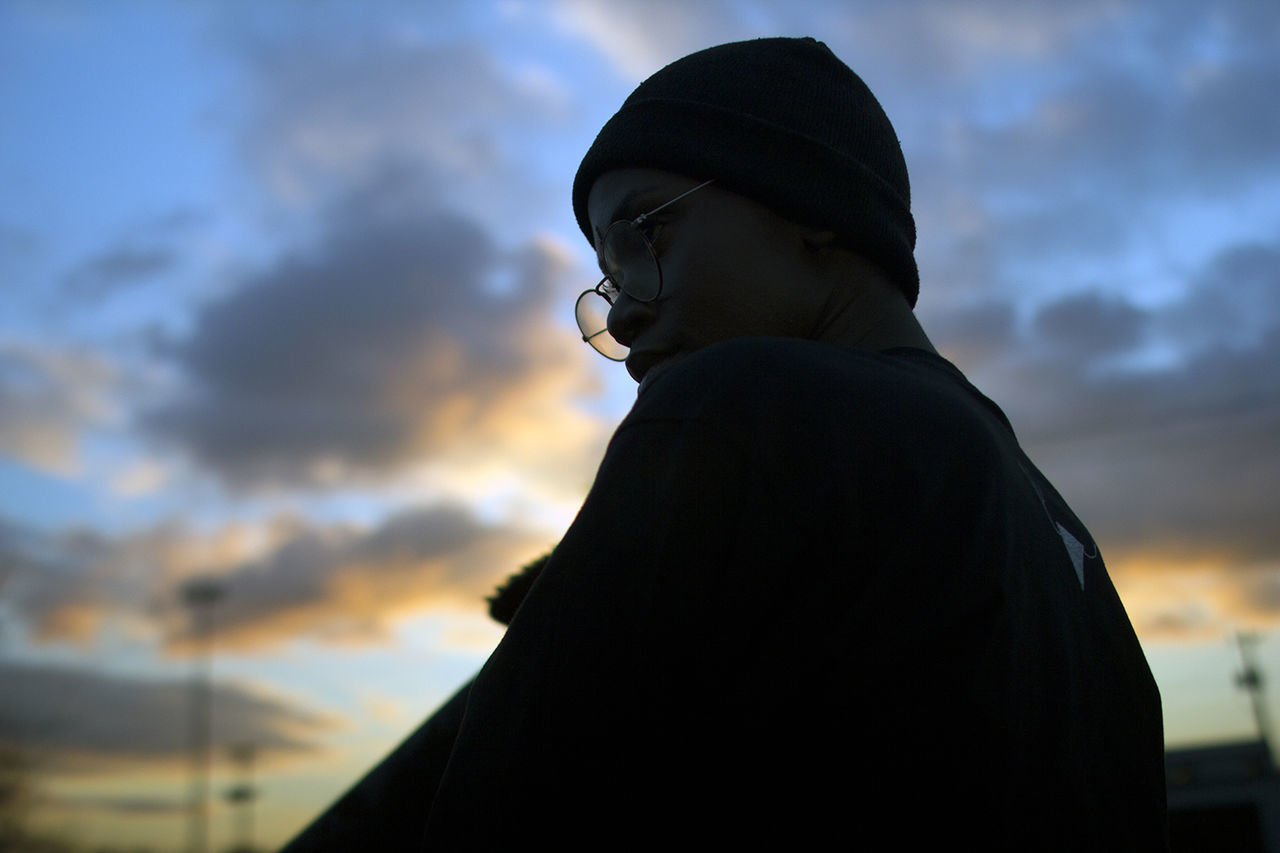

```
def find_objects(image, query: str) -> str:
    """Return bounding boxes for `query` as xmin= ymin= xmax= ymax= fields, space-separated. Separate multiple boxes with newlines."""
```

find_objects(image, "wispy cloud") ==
xmin=169 ymin=504 xmax=551 ymax=651
xmin=0 ymin=343 xmax=117 ymax=474
xmin=61 ymin=246 xmax=177 ymax=298
xmin=0 ymin=660 xmax=332 ymax=771
xmin=2 ymin=505 xmax=551 ymax=653
xmin=233 ymin=32 xmax=573 ymax=222
xmin=550 ymin=0 xmax=757 ymax=80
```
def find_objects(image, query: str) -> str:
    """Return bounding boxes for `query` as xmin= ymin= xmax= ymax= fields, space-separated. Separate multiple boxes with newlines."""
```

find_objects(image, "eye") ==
xmin=634 ymin=217 xmax=664 ymax=242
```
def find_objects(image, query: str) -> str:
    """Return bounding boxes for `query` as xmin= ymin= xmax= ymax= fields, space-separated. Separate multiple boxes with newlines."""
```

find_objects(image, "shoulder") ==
xmin=644 ymin=336 xmax=871 ymax=390
xmin=634 ymin=337 xmax=876 ymax=412
xmin=632 ymin=337 xmax=992 ymax=431
xmin=621 ymin=337 xmax=1019 ymax=491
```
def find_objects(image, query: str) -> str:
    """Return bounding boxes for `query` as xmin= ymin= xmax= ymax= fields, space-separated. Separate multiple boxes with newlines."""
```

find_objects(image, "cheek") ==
xmin=661 ymin=250 xmax=735 ymax=331
xmin=685 ymin=240 xmax=793 ymax=323
xmin=655 ymin=212 xmax=802 ymax=340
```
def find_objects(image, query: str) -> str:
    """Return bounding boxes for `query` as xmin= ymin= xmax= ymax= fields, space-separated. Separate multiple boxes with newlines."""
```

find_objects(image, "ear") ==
xmin=801 ymin=229 xmax=838 ymax=252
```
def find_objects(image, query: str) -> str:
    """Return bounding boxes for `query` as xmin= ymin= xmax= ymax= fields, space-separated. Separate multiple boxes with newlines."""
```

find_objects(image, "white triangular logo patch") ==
xmin=1056 ymin=522 xmax=1086 ymax=589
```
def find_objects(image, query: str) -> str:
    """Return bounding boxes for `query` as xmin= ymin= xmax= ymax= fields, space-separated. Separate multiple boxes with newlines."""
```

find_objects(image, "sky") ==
xmin=1 ymin=0 xmax=1278 ymax=849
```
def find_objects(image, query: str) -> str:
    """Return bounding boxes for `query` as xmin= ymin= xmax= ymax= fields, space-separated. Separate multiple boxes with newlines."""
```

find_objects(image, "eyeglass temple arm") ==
xmin=632 ymin=179 xmax=715 ymax=226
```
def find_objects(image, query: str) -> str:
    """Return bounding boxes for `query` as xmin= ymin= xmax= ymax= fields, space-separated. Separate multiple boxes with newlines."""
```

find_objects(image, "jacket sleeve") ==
xmin=280 ymin=678 xmax=473 ymax=852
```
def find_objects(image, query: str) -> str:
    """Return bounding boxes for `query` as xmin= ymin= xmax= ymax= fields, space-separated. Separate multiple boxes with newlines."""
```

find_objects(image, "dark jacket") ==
xmin=292 ymin=338 xmax=1170 ymax=850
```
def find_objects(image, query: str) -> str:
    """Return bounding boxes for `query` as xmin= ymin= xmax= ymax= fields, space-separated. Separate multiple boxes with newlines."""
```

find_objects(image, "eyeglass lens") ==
xmin=601 ymin=222 xmax=662 ymax=302
xmin=575 ymin=288 xmax=628 ymax=361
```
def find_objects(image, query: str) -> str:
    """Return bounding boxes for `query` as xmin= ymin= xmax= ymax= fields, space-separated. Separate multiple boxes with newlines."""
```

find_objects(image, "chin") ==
xmin=625 ymin=352 xmax=658 ymax=384
xmin=631 ymin=352 xmax=682 ymax=390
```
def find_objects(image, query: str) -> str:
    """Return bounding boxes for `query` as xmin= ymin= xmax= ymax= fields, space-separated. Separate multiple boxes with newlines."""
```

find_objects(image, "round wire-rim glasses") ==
xmin=575 ymin=179 xmax=715 ymax=361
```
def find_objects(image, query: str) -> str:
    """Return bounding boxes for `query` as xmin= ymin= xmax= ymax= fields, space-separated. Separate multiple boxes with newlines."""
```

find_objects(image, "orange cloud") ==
xmin=4 ymin=505 xmax=554 ymax=655
xmin=1105 ymin=549 xmax=1280 ymax=644
xmin=160 ymin=505 xmax=553 ymax=654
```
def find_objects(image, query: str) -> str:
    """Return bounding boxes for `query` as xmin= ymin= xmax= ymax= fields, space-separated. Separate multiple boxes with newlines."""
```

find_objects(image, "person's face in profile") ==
xmin=587 ymin=167 xmax=831 ymax=385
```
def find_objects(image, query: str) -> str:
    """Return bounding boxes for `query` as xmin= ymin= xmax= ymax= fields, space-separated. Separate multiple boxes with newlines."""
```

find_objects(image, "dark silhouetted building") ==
xmin=1167 ymin=739 xmax=1280 ymax=852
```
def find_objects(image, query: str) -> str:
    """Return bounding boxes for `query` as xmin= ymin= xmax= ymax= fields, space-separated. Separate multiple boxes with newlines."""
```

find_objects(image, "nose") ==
xmin=606 ymin=292 xmax=657 ymax=348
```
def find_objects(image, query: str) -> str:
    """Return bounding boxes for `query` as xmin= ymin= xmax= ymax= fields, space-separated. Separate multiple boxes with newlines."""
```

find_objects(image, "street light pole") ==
xmin=226 ymin=743 xmax=257 ymax=853
xmin=182 ymin=578 xmax=224 ymax=853
xmin=1234 ymin=631 xmax=1274 ymax=756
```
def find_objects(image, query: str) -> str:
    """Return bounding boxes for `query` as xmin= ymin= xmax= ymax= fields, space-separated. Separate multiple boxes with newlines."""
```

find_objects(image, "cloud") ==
xmin=0 ymin=342 xmax=116 ymax=474
xmin=141 ymin=159 xmax=603 ymax=493
xmin=550 ymin=0 xmax=757 ymax=80
xmin=1007 ymin=237 xmax=1280 ymax=438
xmin=170 ymin=503 xmax=551 ymax=652
xmin=893 ymin=0 xmax=1280 ymax=311
xmin=1033 ymin=402 xmax=1280 ymax=565
xmin=1031 ymin=291 xmax=1147 ymax=360
xmin=40 ymin=793 xmax=190 ymax=816
xmin=1104 ymin=560 xmax=1268 ymax=642
xmin=235 ymin=33 xmax=571 ymax=218
xmin=954 ymin=43 xmax=1280 ymax=204
xmin=1155 ymin=242 xmax=1280 ymax=357
xmin=139 ymin=29 xmax=610 ymax=496
xmin=2 ymin=513 xmax=303 ymax=647
xmin=922 ymin=234 xmax=1280 ymax=640
xmin=61 ymin=246 xmax=176 ymax=298
xmin=828 ymin=0 xmax=1126 ymax=87
xmin=0 ymin=660 xmax=331 ymax=771
xmin=108 ymin=458 xmax=170 ymax=496
xmin=2 ymin=503 xmax=551 ymax=653
xmin=548 ymin=0 xmax=1116 ymax=86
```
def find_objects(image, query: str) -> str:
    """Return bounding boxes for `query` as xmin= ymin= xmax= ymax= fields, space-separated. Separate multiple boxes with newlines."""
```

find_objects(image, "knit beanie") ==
xmin=573 ymin=37 xmax=919 ymax=307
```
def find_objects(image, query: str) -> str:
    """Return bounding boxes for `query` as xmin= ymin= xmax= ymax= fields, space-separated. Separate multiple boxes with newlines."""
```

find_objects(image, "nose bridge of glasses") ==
xmin=596 ymin=275 xmax=619 ymax=302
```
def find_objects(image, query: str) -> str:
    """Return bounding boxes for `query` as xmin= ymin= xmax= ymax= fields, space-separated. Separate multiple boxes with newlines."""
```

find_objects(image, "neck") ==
xmin=810 ymin=274 xmax=937 ymax=354
xmin=855 ymin=299 xmax=937 ymax=353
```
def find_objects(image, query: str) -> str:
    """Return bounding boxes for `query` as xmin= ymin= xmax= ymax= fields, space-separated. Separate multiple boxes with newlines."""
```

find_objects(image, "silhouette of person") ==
xmin=310 ymin=36 xmax=1171 ymax=851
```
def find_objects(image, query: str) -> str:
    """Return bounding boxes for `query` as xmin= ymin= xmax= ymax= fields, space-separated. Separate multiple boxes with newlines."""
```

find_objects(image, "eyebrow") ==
xmin=594 ymin=185 xmax=667 ymax=245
